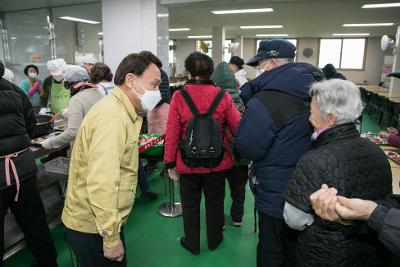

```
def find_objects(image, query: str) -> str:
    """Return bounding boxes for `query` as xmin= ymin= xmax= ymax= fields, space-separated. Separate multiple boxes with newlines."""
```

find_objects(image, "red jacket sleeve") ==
xmin=164 ymin=91 xmax=182 ymax=168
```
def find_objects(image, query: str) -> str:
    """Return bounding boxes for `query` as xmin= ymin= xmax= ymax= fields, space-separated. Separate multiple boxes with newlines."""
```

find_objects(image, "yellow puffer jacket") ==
xmin=62 ymin=86 xmax=142 ymax=248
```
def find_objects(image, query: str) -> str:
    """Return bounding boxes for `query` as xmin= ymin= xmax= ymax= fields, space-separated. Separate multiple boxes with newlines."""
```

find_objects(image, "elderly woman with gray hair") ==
xmin=283 ymin=79 xmax=393 ymax=267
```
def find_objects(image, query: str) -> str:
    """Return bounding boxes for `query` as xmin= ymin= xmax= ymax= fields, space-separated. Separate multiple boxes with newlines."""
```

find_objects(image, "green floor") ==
xmin=4 ymin=115 xmax=398 ymax=267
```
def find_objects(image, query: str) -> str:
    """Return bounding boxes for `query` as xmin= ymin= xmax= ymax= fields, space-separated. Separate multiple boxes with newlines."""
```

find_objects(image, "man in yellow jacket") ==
xmin=62 ymin=52 xmax=162 ymax=267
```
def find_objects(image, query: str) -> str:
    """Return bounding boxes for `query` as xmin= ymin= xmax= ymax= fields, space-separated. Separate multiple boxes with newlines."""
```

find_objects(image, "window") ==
xmin=256 ymin=39 xmax=298 ymax=61
xmin=169 ymin=39 xmax=175 ymax=64
xmin=318 ymin=38 xmax=366 ymax=69
xmin=195 ymin=40 xmax=232 ymax=61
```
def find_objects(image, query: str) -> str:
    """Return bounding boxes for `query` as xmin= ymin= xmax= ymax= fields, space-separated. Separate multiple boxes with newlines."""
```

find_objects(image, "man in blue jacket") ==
xmin=235 ymin=39 xmax=323 ymax=267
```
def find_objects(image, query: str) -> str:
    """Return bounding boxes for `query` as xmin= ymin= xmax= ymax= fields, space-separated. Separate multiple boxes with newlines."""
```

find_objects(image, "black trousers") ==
xmin=0 ymin=177 xmax=58 ymax=267
xmin=226 ymin=165 xmax=248 ymax=222
xmin=179 ymin=171 xmax=226 ymax=251
xmin=66 ymin=228 xmax=127 ymax=267
xmin=257 ymin=211 xmax=298 ymax=267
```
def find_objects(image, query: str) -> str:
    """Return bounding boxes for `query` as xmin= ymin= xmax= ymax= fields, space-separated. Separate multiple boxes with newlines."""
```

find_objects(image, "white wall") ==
xmin=297 ymin=38 xmax=319 ymax=66
xmin=102 ymin=0 xmax=159 ymax=72
xmin=174 ymin=39 xmax=195 ymax=76
xmin=242 ymin=38 xmax=256 ymax=62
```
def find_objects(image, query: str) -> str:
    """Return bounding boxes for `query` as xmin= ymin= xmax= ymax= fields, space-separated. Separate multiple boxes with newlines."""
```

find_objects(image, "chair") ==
xmin=379 ymin=98 xmax=395 ymax=128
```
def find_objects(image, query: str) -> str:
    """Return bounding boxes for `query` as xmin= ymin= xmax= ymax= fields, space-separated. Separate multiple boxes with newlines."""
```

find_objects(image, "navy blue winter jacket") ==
xmin=235 ymin=62 xmax=323 ymax=219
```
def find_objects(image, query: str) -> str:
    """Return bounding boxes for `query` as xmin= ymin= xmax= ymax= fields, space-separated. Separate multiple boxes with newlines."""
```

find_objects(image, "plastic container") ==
xmin=42 ymin=157 xmax=70 ymax=175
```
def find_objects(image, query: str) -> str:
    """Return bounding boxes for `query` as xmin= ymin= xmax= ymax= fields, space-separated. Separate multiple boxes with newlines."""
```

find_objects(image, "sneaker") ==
xmin=141 ymin=191 xmax=158 ymax=200
xmin=232 ymin=221 xmax=242 ymax=227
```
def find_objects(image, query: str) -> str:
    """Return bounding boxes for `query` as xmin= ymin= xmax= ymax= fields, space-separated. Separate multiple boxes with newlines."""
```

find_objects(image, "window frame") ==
xmin=317 ymin=38 xmax=367 ymax=71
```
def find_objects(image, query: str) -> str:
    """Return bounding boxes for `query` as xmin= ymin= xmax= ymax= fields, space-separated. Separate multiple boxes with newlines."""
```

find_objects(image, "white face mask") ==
xmin=131 ymin=77 xmax=162 ymax=112
xmin=54 ymin=75 xmax=63 ymax=82
xmin=28 ymin=72 xmax=37 ymax=79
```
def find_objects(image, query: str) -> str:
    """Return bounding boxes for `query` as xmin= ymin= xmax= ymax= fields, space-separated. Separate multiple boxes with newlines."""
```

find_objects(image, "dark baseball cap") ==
xmin=246 ymin=39 xmax=296 ymax=66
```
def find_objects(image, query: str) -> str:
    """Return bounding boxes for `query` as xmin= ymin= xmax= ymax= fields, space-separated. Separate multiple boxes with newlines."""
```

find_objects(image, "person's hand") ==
xmin=61 ymin=108 xmax=68 ymax=118
xmin=387 ymin=127 xmax=398 ymax=135
xmin=379 ymin=131 xmax=390 ymax=139
xmin=335 ymin=196 xmax=377 ymax=221
xmin=104 ymin=241 xmax=124 ymax=262
xmin=310 ymin=184 xmax=340 ymax=221
xmin=41 ymin=139 xmax=53 ymax=150
xmin=168 ymin=168 xmax=180 ymax=181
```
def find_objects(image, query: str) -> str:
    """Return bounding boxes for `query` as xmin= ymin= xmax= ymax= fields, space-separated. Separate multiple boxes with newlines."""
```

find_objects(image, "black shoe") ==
xmin=209 ymin=237 xmax=223 ymax=251
xmin=141 ymin=191 xmax=158 ymax=200
xmin=180 ymin=237 xmax=199 ymax=255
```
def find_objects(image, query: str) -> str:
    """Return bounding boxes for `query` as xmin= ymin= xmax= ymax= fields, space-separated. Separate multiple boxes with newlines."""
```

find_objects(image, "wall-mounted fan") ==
xmin=381 ymin=35 xmax=396 ymax=51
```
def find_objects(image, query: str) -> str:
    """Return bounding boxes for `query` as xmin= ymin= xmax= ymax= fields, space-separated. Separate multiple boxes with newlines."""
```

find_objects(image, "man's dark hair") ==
xmin=184 ymin=52 xmax=214 ymax=79
xmin=139 ymin=51 xmax=162 ymax=68
xmin=114 ymin=52 xmax=161 ymax=85
xmin=229 ymin=56 xmax=244 ymax=70
xmin=90 ymin=63 xmax=113 ymax=84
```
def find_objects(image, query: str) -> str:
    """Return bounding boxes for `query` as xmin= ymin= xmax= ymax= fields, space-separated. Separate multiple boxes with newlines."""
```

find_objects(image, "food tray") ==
xmin=42 ymin=157 xmax=70 ymax=175
xmin=31 ymin=132 xmax=62 ymax=145
xmin=384 ymin=150 xmax=400 ymax=166
xmin=139 ymin=134 xmax=165 ymax=156
xmin=361 ymin=132 xmax=389 ymax=145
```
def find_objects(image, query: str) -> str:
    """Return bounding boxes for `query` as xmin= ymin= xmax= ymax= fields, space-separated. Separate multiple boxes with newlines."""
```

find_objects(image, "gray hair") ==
xmin=275 ymin=58 xmax=294 ymax=65
xmin=309 ymin=79 xmax=364 ymax=125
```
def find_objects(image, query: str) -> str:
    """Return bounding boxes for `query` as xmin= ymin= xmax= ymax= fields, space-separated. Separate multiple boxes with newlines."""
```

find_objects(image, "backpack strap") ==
xmin=205 ymin=89 xmax=226 ymax=116
xmin=180 ymin=89 xmax=200 ymax=117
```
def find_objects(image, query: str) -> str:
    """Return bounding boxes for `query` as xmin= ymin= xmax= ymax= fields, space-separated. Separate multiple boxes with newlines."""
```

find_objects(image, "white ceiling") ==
xmin=166 ymin=0 xmax=400 ymax=39
xmin=0 ymin=0 xmax=398 ymax=39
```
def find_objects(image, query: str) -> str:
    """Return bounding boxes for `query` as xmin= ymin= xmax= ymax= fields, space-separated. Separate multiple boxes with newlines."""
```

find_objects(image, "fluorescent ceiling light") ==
xmin=98 ymin=32 xmax=103 ymax=35
xmin=157 ymin=13 xmax=169 ymax=18
xmin=169 ymin=28 xmax=191 ymax=32
xmin=256 ymin=34 xmax=288 ymax=37
xmin=59 ymin=16 xmax=100 ymax=24
xmin=343 ymin=23 xmax=394 ymax=27
xmin=212 ymin=8 xmax=273 ymax=14
xmin=188 ymin=35 xmax=212 ymax=39
xmin=362 ymin=2 xmax=400 ymax=8
xmin=240 ymin=25 xmax=283 ymax=29
xmin=11 ymin=37 xmax=17 ymax=40
xmin=332 ymin=33 xmax=370 ymax=36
